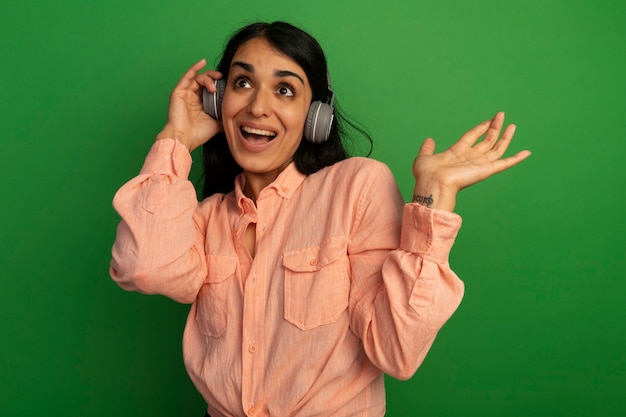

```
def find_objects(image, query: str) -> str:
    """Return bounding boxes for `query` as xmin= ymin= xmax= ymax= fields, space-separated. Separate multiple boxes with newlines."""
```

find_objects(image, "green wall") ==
xmin=2 ymin=0 xmax=624 ymax=416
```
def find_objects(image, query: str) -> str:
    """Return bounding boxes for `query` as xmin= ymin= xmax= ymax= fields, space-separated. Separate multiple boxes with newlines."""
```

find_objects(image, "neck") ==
xmin=243 ymin=171 xmax=278 ymax=203
xmin=242 ymin=161 xmax=293 ymax=202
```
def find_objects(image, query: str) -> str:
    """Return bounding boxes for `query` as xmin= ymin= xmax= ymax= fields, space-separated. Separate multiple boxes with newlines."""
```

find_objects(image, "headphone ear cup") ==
xmin=202 ymin=79 xmax=226 ymax=120
xmin=304 ymin=101 xmax=334 ymax=143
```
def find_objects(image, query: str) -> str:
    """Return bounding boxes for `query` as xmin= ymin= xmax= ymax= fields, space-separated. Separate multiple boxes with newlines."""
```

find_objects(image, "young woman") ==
xmin=110 ymin=21 xmax=530 ymax=417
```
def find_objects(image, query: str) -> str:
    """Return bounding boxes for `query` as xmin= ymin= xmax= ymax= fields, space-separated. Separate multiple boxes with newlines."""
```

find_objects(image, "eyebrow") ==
xmin=231 ymin=61 xmax=305 ymax=85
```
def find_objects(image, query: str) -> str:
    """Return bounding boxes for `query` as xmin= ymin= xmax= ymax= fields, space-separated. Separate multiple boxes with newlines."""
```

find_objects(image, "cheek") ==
xmin=284 ymin=105 xmax=310 ymax=132
xmin=220 ymin=94 xmax=236 ymax=120
xmin=220 ymin=95 xmax=240 ymax=137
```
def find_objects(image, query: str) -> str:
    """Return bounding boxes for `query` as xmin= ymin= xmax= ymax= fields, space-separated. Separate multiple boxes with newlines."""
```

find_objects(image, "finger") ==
xmin=457 ymin=118 xmax=492 ymax=147
xmin=418 ymin=137 xmax=436 ymax=156
xmin=489 ymin=149 xmax=532 ymax=175
xmin=195 ymin=70 xmax=224 ymax=92
xmin=490 ymin=123 xmax=517 ymax=159
xmin=174 ymin=58 xmax=207 ymax=91
xmin=475 ymin=112 xmax=505 ymax=152
xmin=205 ymin=70 xmax=223 ymax=79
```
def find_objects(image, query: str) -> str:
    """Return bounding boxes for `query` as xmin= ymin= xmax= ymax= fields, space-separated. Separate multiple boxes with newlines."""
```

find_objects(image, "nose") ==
xmin=247 ymin=86 xmax=271 ymax=118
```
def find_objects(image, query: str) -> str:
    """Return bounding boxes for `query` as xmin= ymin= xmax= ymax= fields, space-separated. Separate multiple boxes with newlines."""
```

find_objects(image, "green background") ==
xmin=2 ymin=0 xmax=624 ymax=416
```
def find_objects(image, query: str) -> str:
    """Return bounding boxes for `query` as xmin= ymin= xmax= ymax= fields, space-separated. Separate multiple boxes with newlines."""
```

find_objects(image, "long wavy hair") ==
xmin=201 ymin=21 xmax=372 ymax=198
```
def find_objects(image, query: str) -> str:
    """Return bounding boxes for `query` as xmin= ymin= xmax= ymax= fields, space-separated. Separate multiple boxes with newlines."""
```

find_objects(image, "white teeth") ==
xmin=242 ymin=126 xmax=277 ymax=137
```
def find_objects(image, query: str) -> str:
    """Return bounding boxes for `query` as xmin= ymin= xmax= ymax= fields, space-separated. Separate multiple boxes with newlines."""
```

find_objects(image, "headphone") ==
xmin=202 ymin=76 xmax=335 ymax=144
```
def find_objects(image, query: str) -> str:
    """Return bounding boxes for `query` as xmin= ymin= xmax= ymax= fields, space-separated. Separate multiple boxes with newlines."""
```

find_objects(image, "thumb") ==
xmin=418 ymin=137 xmax=436 ymax=156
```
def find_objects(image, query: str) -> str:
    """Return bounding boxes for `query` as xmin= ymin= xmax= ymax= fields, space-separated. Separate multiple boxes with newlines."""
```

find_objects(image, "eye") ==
xmin=276 ymin=84 xmax=295 ymax=97
xmin=233 ymin=76 xmax=252 ymax=89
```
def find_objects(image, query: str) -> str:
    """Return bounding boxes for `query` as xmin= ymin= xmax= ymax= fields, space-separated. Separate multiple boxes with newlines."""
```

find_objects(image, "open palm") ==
xmin=413 ymin=112 xmax=531 ymax=192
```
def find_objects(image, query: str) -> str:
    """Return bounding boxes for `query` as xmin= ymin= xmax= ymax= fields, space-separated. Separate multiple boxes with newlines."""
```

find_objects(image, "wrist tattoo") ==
xmin=412 ymin=194 xmax=434 ymax=208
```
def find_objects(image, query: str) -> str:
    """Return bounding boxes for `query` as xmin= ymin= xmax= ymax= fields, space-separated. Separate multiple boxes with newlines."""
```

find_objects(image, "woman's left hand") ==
xmin=411 ymin=112 xmax=531 ymax=212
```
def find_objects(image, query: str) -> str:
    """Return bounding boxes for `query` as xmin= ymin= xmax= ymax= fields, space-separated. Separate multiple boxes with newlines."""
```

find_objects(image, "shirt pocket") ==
xmin=196 ymin=255 xmax=237 ymax=338
xmin=282 ymin=237 xmax=349 ymax=331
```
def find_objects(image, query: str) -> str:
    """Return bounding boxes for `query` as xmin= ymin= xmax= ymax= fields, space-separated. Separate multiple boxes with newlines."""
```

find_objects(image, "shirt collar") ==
xmin=234 ymin=162 xmax=307 ymax=208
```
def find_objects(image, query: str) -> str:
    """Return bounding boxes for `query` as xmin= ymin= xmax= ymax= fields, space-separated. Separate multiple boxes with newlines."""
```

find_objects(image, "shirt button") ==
xmin=310 ymin=258 xmax=318 ymax=266
xmin=281 ymin=185 xmax=289 ymax=193
xmin=249 ymin=344 xmax=257 ymax=353
xmin=248 ymin=406 xmax=256 ymax=415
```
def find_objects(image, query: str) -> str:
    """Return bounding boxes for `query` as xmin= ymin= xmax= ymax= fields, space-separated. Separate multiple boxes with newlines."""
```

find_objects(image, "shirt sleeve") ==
xmin=109 ymin=138 xmax=208 ymax=304
xmin=348 ymin=163 xmax=464 ymax=380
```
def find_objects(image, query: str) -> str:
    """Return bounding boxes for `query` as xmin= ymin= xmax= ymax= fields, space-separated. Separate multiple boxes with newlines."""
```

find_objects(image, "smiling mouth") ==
xmin=241 ymin=126 xmax=277 ymax=143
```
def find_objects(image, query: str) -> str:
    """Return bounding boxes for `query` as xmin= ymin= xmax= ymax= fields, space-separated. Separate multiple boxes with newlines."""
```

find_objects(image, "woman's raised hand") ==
xmin=411 ymin=112 xmax=531 ymax=212
xmin=156 ymin=59 xmax=224 ymax=152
